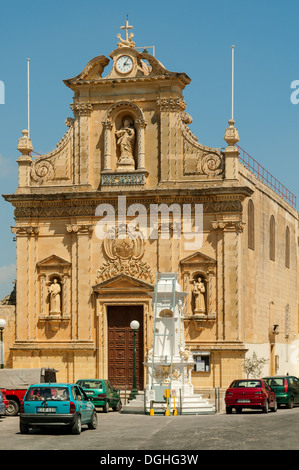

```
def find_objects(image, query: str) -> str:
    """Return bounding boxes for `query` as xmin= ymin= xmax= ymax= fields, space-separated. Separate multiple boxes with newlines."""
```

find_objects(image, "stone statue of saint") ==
xmin=193 ymin=277 xmax=206 ymax=315
xmin=48 ymin=278 xmax=61 ymax=314
xmin=115 ymin=117 xmax=135 ymax=170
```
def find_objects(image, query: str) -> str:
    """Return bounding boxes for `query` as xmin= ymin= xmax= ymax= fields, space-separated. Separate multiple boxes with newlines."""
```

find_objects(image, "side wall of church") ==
xmin=239 ymin=166 xmax=298 ymax=377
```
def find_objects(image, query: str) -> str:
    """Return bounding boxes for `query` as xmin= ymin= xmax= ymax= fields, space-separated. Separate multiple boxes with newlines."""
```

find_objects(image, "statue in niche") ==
xmin=115 ymin=117 xmax=135 ymax=170
xmin=48 ymin=278 xmax=61 ymax=314
xmin=193 ymin=277 xmax=206 ymax=315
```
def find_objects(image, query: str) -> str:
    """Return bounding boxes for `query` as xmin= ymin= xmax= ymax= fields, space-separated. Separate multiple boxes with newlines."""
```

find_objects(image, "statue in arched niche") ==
xmin=48 ymin=278 xmax=61 ymax=314
xmin=193 ymin=277 xmax=206 ymax=315
xmin=115 ymin=116 xmax=135 ymax=170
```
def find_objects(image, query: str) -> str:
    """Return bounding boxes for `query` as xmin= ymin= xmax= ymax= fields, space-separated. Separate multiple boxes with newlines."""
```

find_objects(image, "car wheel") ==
xmin=6 ymin=399 xmax=19 ymax=416
xmin=271 ymin=400 xmax=278 ymax=412
xmin=286 ymin=396 xmax=294 ymax=409
xmin=113 ymin=400 xmax=122 ymax=412
xmin=103 ymin=401 xmax=109 ymax=413
xmin=88 ymin=411 xmax=98 ymax=430
xmin=71 ymin=415 xmax=82 ymax=434
xmin=226 ymin=406 xmax=233 ymax=414
xmin=19 ymin=422 xmax=29 ymax=434
xmin=262 ymin=401 xmax=269 ymax=413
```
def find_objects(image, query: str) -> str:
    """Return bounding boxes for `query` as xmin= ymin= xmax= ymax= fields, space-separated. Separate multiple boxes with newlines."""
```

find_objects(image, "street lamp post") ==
xmin=129 ymin=320 xmax=140 ymax=401
xmin=0 ymin=319 xmax=6 ymax=369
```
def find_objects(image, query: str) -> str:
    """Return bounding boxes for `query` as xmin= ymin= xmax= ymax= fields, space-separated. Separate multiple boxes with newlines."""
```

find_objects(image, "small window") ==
xmin=194 ymin=353 xmax=210 ymax=372
xmin=25 ymin=386 xmax=69 ymax=401
xmin=231 ymin=380 xmax=261 ymax=388
xmin=248 ymin=200 xmax=255 ymax=250
xmin=74 ymin=386 xmax=83 ymax=400
xmin=285 ymin=226 xmax=290 ymax=268
xmin=270 ymin=215 xmax=275 ymax=261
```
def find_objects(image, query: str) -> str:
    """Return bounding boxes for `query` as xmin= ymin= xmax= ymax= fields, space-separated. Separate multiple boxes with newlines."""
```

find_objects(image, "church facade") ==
xmin=3 ymin=22 xmax=298 ymax=392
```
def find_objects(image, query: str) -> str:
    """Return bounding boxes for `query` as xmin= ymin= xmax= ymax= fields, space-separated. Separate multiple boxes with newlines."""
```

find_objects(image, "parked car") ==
xmin=76 ymin=379 xmax=122 ymax=413
xmin=1 ymin=389 xmax=8 ymax=411
xmin=0 ymin=390 xmax=6 ymax=416
xmin=225 ymin=379 xmax=277 ymax=414
xmin=19 ymin=383 xmax=97 ymax=434
xmin=262 ymin=375 xmax=299 ymax=409
xmin=0 ymin=367 xmax=57 ymax=416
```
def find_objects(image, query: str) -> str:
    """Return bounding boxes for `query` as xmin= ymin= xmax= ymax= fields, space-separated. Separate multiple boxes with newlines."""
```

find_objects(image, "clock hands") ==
xmin=117 ymin=56 xmax=132 ymax=73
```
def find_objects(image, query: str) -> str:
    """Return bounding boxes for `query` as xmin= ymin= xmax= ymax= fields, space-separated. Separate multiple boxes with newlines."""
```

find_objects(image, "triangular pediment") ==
xmin=180 ymin=251 xmax=216 ymax=266
xmin=37 ymin=255 xmax=71 ymax=268
xmin=93 ymin=273 xmax=154 ymax=294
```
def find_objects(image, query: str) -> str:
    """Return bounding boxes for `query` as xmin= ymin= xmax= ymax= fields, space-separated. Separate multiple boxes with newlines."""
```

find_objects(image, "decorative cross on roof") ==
xmin=117 ymin=15 xmax=135 ymax=48
xmin=120 ymin=15 xmax=134 ymax=41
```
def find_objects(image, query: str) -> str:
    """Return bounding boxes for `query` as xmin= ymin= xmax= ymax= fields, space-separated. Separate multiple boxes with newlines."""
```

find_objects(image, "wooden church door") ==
xmin=107 ymin=305 xmax=144 ymax=390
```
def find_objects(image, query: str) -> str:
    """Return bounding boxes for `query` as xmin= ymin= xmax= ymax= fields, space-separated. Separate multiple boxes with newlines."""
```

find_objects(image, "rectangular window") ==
xmin=25 ymin=386 xmax=69 ymax=401
xmin=285 ymin=226 xmax=290 ymax=268
xmin=270 ymin=215 xmax=275 ymax=261
xmin=193 ymin=352 xmax=210 ymax=372
xmin=248 ymin=200 xmax=255 ymax=250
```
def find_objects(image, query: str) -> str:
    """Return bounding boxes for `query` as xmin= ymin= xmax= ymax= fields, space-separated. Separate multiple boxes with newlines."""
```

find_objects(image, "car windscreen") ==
xmin=77 ymin=380 xmax=103 ymax=390
xmin=230 ymin=380 xmax=262 ymax=388
xmin=25 ymin=387 xmax=70 ymax=401
xmin=266 ymin=378 xmax=284 ymax=387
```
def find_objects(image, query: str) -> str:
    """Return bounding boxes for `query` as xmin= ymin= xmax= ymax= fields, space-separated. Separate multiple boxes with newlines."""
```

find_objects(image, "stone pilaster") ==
xmin=102 ymin=120 xmax=113 ymax=171
xmin=135 ymin=119 xmax=147 ymax=170
xmin=70 ymin=103 xmax=92 ymax=187
xmin=66 ymin=224 xmax=94 ymax=342
xmin=11 ymin=226 xmax=39 ymax=341
xmin=157 ymin=97 xmax=186 ymax=183
xmin=212 ymin=219 xmax=244 ymax=342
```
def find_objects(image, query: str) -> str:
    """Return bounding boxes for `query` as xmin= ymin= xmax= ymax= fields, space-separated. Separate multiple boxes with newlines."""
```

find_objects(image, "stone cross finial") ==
xmin=117 ymin=15 xmax=135 ymax=48
xmin=120 ymin=15 xmax=134 ymax=42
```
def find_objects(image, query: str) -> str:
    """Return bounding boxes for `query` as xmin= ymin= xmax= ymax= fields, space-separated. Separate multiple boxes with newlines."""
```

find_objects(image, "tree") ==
xmin=244 ymin=352 xmax=268 ymax=378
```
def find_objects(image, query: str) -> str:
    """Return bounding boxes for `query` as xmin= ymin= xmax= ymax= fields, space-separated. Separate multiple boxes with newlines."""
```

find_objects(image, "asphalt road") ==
xmin=0 ymin=407 xmax=298 ymax=455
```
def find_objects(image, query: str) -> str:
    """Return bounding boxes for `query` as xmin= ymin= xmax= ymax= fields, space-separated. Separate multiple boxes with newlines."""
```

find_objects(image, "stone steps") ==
xmin=121 ymin=393 xmax=145 ymax=414
xmin=121 ymin=391 xmax=215 ymax=415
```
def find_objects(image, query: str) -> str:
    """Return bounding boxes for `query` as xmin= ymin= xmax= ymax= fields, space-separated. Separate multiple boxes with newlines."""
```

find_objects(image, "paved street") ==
xmin=0 ymin=407 xmax=298 ymax=452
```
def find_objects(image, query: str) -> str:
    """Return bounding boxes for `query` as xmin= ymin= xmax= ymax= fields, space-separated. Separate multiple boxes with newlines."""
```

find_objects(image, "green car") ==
xmin=262 ymin=375 xmax=299 ymax=409
xmin=76 ymin=379 xmax=122 ymax=413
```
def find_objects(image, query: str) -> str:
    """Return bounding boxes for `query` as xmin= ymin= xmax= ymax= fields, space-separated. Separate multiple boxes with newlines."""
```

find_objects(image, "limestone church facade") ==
xmin=3 ymin=22 xmax=298 ymax=392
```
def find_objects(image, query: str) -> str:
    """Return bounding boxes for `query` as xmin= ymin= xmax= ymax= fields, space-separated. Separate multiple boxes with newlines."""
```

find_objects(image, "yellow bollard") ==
xmin=164 ymin=389 xmax=170 ymax=416
xmin=150 ymin=400 xmax=155 ymax=416
xmin=173 ymin=396 xmax=177 ymax=416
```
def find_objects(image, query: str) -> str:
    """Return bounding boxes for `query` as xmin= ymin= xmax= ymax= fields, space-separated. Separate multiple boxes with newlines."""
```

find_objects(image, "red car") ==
xmin=1 ymin=389 xmax=9 ymax=410
xmin=225 ymin=379 xmax=277 ymax=414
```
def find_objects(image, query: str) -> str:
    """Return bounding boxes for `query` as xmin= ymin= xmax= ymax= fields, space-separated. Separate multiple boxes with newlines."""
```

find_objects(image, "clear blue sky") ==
xmin=0 ymin=0 xmax=298 ymax=299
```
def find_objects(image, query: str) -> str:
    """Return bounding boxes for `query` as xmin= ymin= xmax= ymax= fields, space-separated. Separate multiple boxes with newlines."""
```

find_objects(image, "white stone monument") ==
xmin=145 ymin=273 xmax=215 ymax=415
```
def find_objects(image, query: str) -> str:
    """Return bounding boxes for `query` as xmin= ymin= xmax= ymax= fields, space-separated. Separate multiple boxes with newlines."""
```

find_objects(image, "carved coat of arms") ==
xmin=96 ymin=226 xmax=153 ymax=283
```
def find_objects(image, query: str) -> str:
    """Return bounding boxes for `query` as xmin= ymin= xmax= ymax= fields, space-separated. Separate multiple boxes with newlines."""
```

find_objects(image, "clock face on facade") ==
xmin=116 ymin=55 xmax=133 ymax=74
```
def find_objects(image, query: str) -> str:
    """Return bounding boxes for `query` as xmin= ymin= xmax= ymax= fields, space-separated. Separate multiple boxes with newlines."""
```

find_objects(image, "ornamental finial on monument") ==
xmin=17 ymin=129 xmax=33 ymax=156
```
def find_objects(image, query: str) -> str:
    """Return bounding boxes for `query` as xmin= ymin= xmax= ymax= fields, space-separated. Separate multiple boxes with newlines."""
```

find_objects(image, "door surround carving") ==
xmin=93 ymin=273 xmax=154 ymax=383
